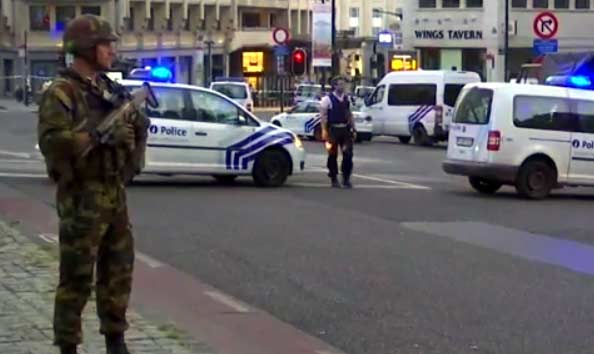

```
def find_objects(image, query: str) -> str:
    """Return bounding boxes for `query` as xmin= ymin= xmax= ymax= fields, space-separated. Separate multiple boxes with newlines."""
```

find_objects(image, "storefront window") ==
xmin=576 ymin=0 xmax=590 ymax=8
xmin=420 ymin=48 xmax=440 ymax=70
xmin=81 ymin=6 xmax=101 ymax=16
xmin=442 ymin=0 xmax=460 ymax=7
xmin=466 ymin=0 xmax=483 ymax=7
xmin=554 ymin=0 xmax=569 ymax=8
xmin=419 ymin=0 xmax=436 ymax=8
xmin=462 ymin=48 xmax=485 ymax=81
xmin=29 ymin=6 xmax=49 ymax=31
xmin=56 ymin=6 xmax=75 ymax=31
xmin=511 ymin=0 xmax=527 ymax=7
xmin=533 ymin=0 xmax=549 ymax=8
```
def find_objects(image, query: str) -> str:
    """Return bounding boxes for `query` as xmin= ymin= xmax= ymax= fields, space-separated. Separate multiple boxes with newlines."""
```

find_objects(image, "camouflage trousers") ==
xmin=53 ymin=180 xmax=134 ymax=346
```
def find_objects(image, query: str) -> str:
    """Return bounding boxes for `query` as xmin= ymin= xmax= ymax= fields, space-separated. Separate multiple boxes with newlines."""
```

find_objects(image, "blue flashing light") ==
xmin=569 ymin=75 xmax=592 ymax=88
xmin=150 ymin=66 xmax=173 ymax=81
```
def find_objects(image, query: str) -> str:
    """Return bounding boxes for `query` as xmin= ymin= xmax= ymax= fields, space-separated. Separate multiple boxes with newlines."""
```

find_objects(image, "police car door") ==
xmin=189 ymin=90 xmax=258 ymax=172
xmin=568 ymin=97 xmax=594 ymax=184
xmin=364 ymin=85 xmax=386 ymax=135
xmin=145 ymin=87 xmax=198 ymax=171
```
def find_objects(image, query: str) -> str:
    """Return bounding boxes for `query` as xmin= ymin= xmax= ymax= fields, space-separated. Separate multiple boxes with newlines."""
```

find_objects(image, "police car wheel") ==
xmin=412 ymin=125 xmax=432 ymax=146
xmin=252 ymin=149 xmax=290 ymax=187
xmin=212 ymin=174 xmax=238 ymax=184
xmin=398 ymin=136 xmax=411 ymax=144
xmin=469 ymin=177 xmax=502 ymax=195
xmin=515 ymin=160 xmax=556 ymax=199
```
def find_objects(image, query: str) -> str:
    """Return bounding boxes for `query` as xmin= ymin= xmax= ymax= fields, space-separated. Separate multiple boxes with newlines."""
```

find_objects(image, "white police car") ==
xmin=270 ymin=99 xmax=373 ymax=142
xmin=119 ymin=77 xmax=305 ymax=187
xmin=443 ymin=74 xmax=594 ymax=199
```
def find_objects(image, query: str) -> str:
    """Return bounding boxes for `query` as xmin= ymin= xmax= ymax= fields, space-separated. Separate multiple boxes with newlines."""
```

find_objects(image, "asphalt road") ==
xmin=3 ymin=108 xmax=594 ymax=354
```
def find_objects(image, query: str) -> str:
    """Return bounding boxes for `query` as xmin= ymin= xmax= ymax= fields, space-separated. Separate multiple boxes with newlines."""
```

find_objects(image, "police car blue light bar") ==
xmin=150 ymin=66 xmax=173 ymax=81
xmin=128 ymin=66 xmax=173 ymax=83
xmin=545 ymin=74 xmax=593 ymax=89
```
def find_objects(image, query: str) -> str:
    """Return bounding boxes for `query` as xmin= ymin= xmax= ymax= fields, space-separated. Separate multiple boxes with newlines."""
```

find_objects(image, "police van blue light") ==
xmin=545 ymin=74 xmax=593 ymax=89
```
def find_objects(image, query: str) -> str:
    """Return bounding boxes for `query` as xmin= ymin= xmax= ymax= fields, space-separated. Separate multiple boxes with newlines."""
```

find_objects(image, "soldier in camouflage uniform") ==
xmin=37 ymin=15 xmax=150 ymax=354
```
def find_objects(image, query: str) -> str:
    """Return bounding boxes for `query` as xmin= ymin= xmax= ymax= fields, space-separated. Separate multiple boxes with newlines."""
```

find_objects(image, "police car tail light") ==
xmin=434 ymin=105 xmax=443 ymax=125
xmin=487 ymin=130 xmax=501 ymax=151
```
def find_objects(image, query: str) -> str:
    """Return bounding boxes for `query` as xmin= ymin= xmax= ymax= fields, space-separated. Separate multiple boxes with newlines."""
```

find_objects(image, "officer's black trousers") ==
xmin=326 ymin=126 xmax=353 ymax=179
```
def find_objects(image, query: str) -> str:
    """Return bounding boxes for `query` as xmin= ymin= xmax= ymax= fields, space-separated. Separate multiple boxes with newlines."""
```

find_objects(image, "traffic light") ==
xmin=291 ymin=48 xmax=307 ymax=76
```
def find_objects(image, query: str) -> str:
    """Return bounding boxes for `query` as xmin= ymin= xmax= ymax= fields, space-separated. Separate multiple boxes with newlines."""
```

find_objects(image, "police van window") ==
xmin=575 ymin=100 xmax=594 ymax=134
xmin=191 ymin=91 xmax=257 ymax=126
xmin=147 ymin=87 xmax=188 ymax=120
xmin=513 ymin=96 xmax=575 ymax=132
xmin=368 ymin=85 xmax=385 ymax=105
xmin=444 ymin=84 xmax=466 ymax=107
xmin=453 ymin=87 xmax=493 ymax=125
xmin=388 ymin=84 xmax=436 ymax=106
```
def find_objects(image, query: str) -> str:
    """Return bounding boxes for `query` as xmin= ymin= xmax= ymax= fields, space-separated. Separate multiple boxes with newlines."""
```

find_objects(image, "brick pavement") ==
xmin=0 ymin=220 xmax=216 ymax=354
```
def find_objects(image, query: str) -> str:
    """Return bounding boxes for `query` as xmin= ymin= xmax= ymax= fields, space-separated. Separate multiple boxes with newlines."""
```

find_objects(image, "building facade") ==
xmin=0 ymin=0 xmax=313 ymax=96
xmin=399 ymin=0 xmax=594 ymax=81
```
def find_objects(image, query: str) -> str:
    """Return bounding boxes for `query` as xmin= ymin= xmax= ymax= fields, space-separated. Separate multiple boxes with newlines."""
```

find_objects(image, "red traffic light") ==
xmin=293 ymin=50 xmax=304 ymax=64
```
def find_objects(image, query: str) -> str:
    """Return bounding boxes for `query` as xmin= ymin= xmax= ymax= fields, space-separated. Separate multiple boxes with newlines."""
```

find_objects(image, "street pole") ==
xmin=206 ymin=40 xmax=213 ymax=86
xmin=23 ymin=30 xmax=29 ymax=107
xmin=504 ymin=0 xmax=509 ymax=82
xmin=330 ymin=0 xmax=337 ymax=78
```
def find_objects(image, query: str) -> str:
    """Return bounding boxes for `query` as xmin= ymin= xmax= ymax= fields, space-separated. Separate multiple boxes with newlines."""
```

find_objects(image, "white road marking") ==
xmin=204 ymin=290 xmax=251 ymax=313
xmin=0 ymin=172 xmax=47 ymax=179
xmin=0 ymin=149 xmax=31 ymax=159
xmin=290 ymin=182 xmax=424 ymax=189
xmin=352 ymin=173 xmax=431 ymax=190
xmin=39 ymin=233 xmax=58 ymax=244
xmin=136 ymin=252 xmax=165 ymax=268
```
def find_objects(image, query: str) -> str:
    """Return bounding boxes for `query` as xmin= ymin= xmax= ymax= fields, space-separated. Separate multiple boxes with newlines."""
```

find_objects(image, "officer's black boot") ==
xmin=342 ymin=176 xmax=353 ymax=189
xmin=60 ymin=344 xmax=78 ymax=354
xmin=105 ymin=333 xmax=131 ymax=354
xmin=331 ymin=176 xmax=341 ymax=188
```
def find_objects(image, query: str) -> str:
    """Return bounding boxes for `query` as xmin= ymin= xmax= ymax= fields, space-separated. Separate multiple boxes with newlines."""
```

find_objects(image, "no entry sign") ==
xmin=533 ymin=12 xmax=559 ymax=40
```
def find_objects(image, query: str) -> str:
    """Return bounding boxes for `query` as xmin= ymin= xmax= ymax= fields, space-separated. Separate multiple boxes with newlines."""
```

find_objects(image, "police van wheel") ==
xmin=412 ymin=125 xmax=432 ymax=146
xmin=469 ymin=177 xmax=502 ymax=195
xmin=398 ymin=136 xmax=411 ymax=144
xmin=515 ymin=160 xmax=556 ymax=199
xmin=213 ymin=174 xmax=238 ymax=184
xmin=253 ymin=149 xmax=290 ymax=187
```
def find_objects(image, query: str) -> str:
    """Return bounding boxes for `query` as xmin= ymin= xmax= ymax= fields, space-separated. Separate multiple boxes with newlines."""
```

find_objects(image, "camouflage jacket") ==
xmin=38 ymin=68 xmax=150 ymax=186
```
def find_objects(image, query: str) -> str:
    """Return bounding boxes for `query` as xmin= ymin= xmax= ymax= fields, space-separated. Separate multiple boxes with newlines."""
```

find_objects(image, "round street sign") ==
xmin=533 ymin=11 xmax=559 ymax=40
xmin=273 ymin=27 xmax=290 ymax=45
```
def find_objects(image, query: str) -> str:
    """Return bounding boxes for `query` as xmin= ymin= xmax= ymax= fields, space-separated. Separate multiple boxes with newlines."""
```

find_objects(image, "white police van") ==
xmin=118 ymin=68 xmax=305 ymax=187
xmin=443 ymin=74 xmax=594 ymax=199
xmin=209 ymin=77 xmax=254 ymax=112
xmin=270 ymin=99 xmax=373 ymax=142
xmin=362 ymin=70 xmax=481 ymax=146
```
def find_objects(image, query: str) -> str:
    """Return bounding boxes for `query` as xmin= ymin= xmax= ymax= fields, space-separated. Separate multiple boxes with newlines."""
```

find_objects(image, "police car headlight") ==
xmin=294 ymin=135 xmax=304 ymax=149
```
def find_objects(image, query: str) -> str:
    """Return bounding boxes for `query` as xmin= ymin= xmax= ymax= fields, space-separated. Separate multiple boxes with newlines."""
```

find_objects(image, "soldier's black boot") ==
xmin=60 ymin=344 xmax=78 ymax=354
xmin=106 ymin=333 xmax=131 ymax=354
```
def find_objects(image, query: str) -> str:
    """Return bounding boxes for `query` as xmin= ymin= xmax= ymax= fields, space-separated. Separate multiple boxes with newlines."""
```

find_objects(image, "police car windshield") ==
xmin=355 ymin=87 xmax=374 ymax=98
xmin=211 ymin=83 xmax=248 ymax=99
xmin=297 ymin=85 xmax=321 ymax=97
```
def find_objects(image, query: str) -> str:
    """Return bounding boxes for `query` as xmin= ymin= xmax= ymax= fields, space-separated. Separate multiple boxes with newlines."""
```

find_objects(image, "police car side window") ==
xmin=148 ymin=87 xmax=187 ymax=120
xmin=575 ymin=100 xmax=594 ymax=134
xmin=191 ymin=91 xmax=252 ymax=126
xmin=513 ymin=96 xmax=576 ymax=132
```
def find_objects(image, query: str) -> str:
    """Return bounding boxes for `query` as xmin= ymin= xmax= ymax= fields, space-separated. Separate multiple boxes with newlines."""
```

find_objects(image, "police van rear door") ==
xmin=568 ymin=88 xmax=594 ymax=184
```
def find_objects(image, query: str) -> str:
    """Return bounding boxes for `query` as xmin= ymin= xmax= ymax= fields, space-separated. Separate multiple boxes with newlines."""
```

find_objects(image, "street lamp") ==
xmin=504 ymin=0 xmax=510 ymax=81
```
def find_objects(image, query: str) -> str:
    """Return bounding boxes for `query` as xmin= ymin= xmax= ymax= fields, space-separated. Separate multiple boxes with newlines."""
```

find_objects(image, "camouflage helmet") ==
xmin=63 ymin=14 xmax=118 ymax=56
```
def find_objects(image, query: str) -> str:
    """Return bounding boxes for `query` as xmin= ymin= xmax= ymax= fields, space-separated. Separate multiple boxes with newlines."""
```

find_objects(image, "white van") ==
xmin=361 ymin=70 xmax=481 ymax=145
xmin=443 ymin=80 xmax=594 ymax=199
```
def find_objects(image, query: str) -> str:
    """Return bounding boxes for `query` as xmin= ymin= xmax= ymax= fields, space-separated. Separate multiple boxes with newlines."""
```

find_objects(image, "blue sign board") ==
xmin=274 ymin=45 xmax=290 ymax=56
xmin=533 ymin=39 xmax=558 ymax=56
xmin=378 ymin=31 xmax=393 ymax=47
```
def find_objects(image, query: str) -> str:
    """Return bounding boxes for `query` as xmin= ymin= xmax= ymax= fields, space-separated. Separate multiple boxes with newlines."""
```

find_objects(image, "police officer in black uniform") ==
xmin=320 ymin=76 xmax=355 ymax=188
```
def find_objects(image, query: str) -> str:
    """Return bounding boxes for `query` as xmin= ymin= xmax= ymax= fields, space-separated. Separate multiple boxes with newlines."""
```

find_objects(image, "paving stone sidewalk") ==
xmin=0 ymin=220 xmax=215 ymax=354
xmin=0 ymin=99 xmax=38 ymax=113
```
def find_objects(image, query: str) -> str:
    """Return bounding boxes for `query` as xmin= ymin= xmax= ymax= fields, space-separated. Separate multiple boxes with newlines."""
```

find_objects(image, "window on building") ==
xmin=466 ymin=0 xmax=483 ymax=7
xmin=513 ymin=96 xmax=575 ymax=132
xmin=269 ymin=13 xmax=278 ymax=28
xmin=56 ymin=6 xmax=75 ymax=31
xmin=419 ymin=0 xmax=437 ymax=8
xmin=127 ymin=7 xmax=135 ymax=31
xmin=511 ymin=0 xmax=528 ymax=7
xmin=372 ymin=7 xmax=382 ymax=36
xmin=388 ymin=84 xmax=437 ymax=106
xmin=147 ymin=7 xmax=154 ymax=31
xmin=29 ymin=5 xmax=49 ymax=31
xmin=442 ymin=0 xmax=460 ymax=7
xmin=554 ymin=0 xmax=569 ymax=8
xmin=81 ymin=6 xmax=101 ymax=16
xmin=349 ymin=7 xmax=359 ymax=36
xmin=242 ymin=12 xmax=261 ymax=28
xmin=533 ymin=0 xmax=549 ymax=8
xmin=576 ymin=0 xmax=591 ymax=9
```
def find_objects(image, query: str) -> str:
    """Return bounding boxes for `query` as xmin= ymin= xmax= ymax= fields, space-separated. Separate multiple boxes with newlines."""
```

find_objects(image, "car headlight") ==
xmin=294 ymin=134 xmax=304 ymax=149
